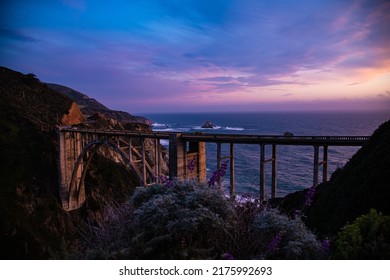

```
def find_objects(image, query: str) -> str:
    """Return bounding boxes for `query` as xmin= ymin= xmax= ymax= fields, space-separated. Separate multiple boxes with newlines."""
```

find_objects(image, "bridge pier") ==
xmin=169 ymin=133 xmax=206 ymax=182
xmin=259 ymin=144 xmax=277 ymax=201
xmin=313 ymin=145 xmax=329 ymax=187
xmin=58 ymin=130 xmax=86 ymax=210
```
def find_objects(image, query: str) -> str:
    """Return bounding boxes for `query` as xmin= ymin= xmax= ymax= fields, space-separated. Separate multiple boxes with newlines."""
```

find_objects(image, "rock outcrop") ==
xmin=61 ymin=102 xmax=85 ymax=125
xmin=201 ymin=121 xmax=216 ymax=128
xmin=47 ymin=83 xmax=152 ymax=125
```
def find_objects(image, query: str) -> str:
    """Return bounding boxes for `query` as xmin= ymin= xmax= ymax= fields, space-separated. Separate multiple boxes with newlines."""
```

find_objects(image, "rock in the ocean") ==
xmin=201 ymin=121 xmax=216 ymax=128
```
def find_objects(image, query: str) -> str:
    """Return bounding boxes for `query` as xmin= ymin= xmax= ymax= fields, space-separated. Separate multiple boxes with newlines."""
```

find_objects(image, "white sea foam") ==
xmin=153 ymin=128 xmax=175 ymax=132
xmin=193 ymin=126 xmax=222 ymax=130
xmin=152 ymin=122 xmax=168 ymax=128
xmin=225 ymin=127 xmax=244 ymax=131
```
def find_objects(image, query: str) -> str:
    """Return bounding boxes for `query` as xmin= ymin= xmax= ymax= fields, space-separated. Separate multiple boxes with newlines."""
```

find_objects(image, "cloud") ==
xmin=0 ymin=27 xmax=39 ymax=42
xmin=1 ymin=0 xmax=389 ymax=113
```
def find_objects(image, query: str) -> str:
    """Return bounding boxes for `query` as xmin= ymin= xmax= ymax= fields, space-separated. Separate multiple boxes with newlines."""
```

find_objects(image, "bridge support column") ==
xmin=271 ymin=144 xmax=277 ymax=199
xmin=260 ymin=144 xmax=266 ymax=201
xmin=313 ymin=145 xmax=329 ymax=186
xmin=260 ymin=144 xmax=277 ymax=201
xmin=313 ymin=145 xmax=319 ymax=187
xmin=169 ymin=134 xmax=206 ymax=182
xmin=230 ymin=143 xmax=235 ymax=196
xmin=188 ymin=141 xmax=206 ymax=182
xmin=58 ymin=130 xmax=86 ymax=211
xmin=323 ymin=145 xmax=328 ymax=183
xmin=169 ymin=134 xmax=185 ymax=179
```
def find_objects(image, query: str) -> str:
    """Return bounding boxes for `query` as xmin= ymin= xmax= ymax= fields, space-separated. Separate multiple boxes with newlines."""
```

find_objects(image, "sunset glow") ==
xmin=1 ymin=0 xmax=389 ymax=113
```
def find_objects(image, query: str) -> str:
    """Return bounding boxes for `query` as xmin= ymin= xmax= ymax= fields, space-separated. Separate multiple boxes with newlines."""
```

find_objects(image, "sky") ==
xmin=1 ymin=0 xmax=390 ymax=114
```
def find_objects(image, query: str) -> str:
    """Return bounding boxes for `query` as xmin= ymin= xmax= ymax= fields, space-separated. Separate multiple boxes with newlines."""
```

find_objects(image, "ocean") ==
xmin=143 ymin=111 xmax=389 ymax=198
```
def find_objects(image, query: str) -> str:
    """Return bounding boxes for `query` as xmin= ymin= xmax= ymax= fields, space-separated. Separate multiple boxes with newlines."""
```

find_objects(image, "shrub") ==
xmin=130 ymin=179 xmax=235 ymax=259
xmin=86 ymin=179 xmax=326 ymax=260
xmin=333 ymin=209 xmax=390 ymax=259
xmin=250 ymin=208 xmax=324 ymax=259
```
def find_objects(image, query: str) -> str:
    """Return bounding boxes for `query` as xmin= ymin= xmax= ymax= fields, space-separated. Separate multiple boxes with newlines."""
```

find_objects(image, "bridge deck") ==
xmin=60 ymin=128 xmax=369 ymax=146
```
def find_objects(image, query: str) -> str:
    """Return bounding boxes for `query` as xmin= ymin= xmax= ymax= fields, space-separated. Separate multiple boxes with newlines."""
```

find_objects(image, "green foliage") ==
xmin=333 ymin=209 xmax=390 ymax=259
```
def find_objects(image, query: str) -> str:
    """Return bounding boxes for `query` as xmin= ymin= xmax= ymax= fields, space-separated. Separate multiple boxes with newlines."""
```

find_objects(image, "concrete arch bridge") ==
xmin=57 ymin=127 xmax=369 ymax=211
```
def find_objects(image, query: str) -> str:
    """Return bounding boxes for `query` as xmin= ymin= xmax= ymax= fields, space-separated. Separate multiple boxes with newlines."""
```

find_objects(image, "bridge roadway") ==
xmin=58 ymin=127 xmax=370 ymax=210
xmin=61 ymin=127 xmax=369 ymax=146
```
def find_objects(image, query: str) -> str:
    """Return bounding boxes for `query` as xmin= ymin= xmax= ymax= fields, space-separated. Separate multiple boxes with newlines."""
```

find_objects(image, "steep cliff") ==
xmin=47 ymin=83 xmax=152 ymax=125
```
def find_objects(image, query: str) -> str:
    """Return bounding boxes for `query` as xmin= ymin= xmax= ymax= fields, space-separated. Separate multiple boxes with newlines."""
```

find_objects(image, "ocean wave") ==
xmin=192 ymin=126 xmax=222 ymax=130
xmin=152 ymin=122 xmax=168 ymax=128
xmin=153 ymin=128 xmax=175 ymax=132
xmin=224 ymin=127 xmax=244 ymax=131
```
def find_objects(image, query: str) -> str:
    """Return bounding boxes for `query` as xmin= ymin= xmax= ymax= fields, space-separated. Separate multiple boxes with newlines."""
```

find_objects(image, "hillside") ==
xmin=0 ymin=66 xmax=146 ymax=258
xmin=279 ymin=120 xmax=390 ymax=235
xmin=47 ymin=83 xmax=152 ymax=125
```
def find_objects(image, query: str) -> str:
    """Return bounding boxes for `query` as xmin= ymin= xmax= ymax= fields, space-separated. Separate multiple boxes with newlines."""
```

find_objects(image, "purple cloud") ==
xmin=0 ymin=0 xmax=389 ymax=113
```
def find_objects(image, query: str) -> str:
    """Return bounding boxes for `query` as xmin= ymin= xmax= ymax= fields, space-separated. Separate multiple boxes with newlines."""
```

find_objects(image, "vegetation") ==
xmin=85 ymin=179 xmax=326 ymax=260
xmin=333 ymin=209 xmax=390 ymax=259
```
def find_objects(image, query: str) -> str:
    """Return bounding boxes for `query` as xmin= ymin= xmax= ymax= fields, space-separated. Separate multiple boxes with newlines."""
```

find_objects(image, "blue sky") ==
xmin=1 ymin=0 xmax=389 ymax=113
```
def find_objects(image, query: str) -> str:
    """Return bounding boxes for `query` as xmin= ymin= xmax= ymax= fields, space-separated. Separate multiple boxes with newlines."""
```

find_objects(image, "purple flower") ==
xmin=221 ymin=253 xmax=234 ymax=260
xmin=208 ymin=160 xmax=228 ymax=187
xmin=158 ymin=175 xmax=173 ymax=188
xmin=321 ymin=238 xmax=331 ymax=253
xmin=267 ymin=232 xmax=283 ymax=253
xmin=304 ymin=186 xmax=316 ymax=207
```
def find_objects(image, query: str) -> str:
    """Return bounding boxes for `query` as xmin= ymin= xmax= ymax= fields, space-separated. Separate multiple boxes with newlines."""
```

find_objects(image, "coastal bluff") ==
xmin=279 ymin=119 xmax=390 ymax=235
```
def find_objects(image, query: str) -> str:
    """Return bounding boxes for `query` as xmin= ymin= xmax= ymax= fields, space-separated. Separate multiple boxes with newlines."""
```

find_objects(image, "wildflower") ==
xmin=321 ymin=238 xmax=331 ymax=253
xmin=187 ymin=156 xmax=197 ymax=172
xmin=158 ymin=175 xmax=173 ymax=188
xmin=267 ymin=232 xmax=283 ymax=253
xmin=304 ymin=186 xmax=316 ymax=207
xmin=208 ymin=160 xmax=228 ymax=186
xmin=221 ymin=253 xmax=234 ymax=260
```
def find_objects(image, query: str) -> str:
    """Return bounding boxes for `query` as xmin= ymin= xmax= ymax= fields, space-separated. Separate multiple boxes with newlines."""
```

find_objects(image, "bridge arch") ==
xmin=67 ymin=138 xmax=142 ymax=210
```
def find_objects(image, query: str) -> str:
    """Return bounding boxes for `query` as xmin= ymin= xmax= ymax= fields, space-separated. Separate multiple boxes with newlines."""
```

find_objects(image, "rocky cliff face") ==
xmin=61 ymin=102 xmax=85 ymax=125
xmin=47 ymin=83 xmax=152 ymax=125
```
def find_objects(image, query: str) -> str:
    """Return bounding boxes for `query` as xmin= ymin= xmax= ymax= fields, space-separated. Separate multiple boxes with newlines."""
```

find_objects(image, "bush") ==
xmin=333 ymin=209 xmax=390 ymax=259
xmin=131 ymin=179 xmax=235 ymax=259
xmin=86 ymin=179 xmax=326 ymax=259
xmin=250 ymin=209 xmax=324 ymax=259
